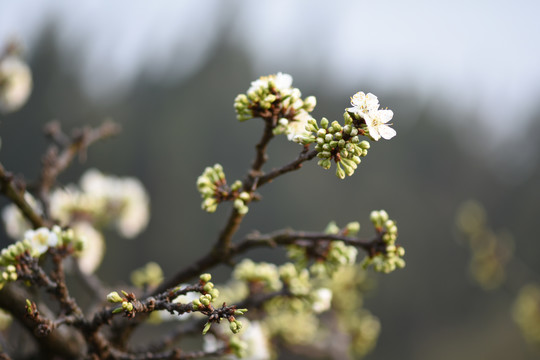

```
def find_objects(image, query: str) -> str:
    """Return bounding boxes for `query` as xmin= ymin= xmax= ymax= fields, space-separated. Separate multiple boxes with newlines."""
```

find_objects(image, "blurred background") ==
xmin=1 ymin=0 xmax=540 ymax=359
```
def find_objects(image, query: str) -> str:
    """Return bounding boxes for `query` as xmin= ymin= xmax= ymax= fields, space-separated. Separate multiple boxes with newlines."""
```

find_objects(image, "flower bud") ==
xmin=200 ymin=273 xmax=212 ymax=283
xmin=320 ymin=117 xmax=329 ymax=129
xmin=202 ymin=322 xmax=211 ymax=335
xmin=107 ymin=291 xmax=124 ymax=303
xmin=203 ymin=282 xmax=214 ymax=293
xmin=304 ymin=96 xmax=316 ymax=111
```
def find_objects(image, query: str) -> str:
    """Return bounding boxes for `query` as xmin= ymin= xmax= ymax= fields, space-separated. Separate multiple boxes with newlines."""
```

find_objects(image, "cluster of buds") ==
xmin=361 ymin=210 xmax=405 ymax=273
xmin=312 ymin=241 xmax=359 ymax=277
xmin=0 ymin=226 xmax=83 ymax=289
xmin=130 ymin=262 xmax=164 ymax=289
xmin=197 ymin=164 xmax=250 ymax=214
xmin=293 ymin=91 xmax=396 ymax=178
xmin=287 ymin=221 xmax=359 ymax=278
xmin=233 ymin=259 xmax=283 ymax=293
xmin=278 ymin=263 xmax=311 ymax=296
xmin=234 ymin=72 xmax=316 ymax=141
xmin=107 ymin=290 xmax=136 ymax=317
xmin=299 ymin=116 xmax=371 ymax=179
xmin=456 ymin=200 xmax=513 ymax=290
xmin=192 ymin=274 xmax=220 ymax=310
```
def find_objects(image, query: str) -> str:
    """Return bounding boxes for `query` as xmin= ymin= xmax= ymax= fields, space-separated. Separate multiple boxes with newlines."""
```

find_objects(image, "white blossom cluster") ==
xmin=234 ymin=72 xmax=317 ymax=142
xmin=1 ymin=169 xmax=149 ymax=274
xmin=0 ymin=226 xmax=84 ymax=289
xmin=346 ymin=91 xmax=396 ymax=141
xmin=50 ymin=168 xmax=150 ymax=239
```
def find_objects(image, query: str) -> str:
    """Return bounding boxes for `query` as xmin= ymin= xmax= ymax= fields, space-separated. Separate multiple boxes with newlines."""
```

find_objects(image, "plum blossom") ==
xmin=24 ymin=227 xmax=58 ymax=257
xmin=364 ymin=109 xmax=396 ymax=141
xmin=346 ymin=91 xmax=379 ymax=118
xmin=0 ymin=55 xmax=32 ymax=113
xmin=346 ymin=91 xmax=396 ymax=141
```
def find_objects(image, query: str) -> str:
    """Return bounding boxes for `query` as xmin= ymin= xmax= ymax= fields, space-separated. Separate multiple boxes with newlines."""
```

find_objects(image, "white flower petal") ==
xmin=378 ymin=125 xmax=397 ymax=140
xmin=378 ymin=109 xmax=394 ymax=124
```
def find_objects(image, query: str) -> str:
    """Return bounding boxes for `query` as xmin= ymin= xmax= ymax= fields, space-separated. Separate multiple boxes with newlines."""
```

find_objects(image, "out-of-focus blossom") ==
xmin=2 ymin=192 xmax=42 ymax=239
xmin=80 ymin=169 xmax=150 ymax=238
xmin=72 ymin=221 xmax=105 ymax=274
xmin=49 ymin=169 xmax=150 ymax=239
xmin=0 ymin=55 xmax=32 ymax=113
xmin=311 ymin=288 xmax=333 ymax=314
xmin=203 ymin=319 xmax=271 ymax=360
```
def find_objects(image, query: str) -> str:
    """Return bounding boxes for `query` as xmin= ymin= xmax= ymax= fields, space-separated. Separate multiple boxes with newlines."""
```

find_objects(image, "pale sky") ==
xmin=1 ymin=0 xmax=539 ymax=177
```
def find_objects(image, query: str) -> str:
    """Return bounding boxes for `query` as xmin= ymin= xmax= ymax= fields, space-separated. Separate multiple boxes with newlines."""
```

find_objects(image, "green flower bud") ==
xmin=202 ymin=322 xmax=212 ymax=335
xmin=304 ymin=96 xmax=317 ymax=111
xmin=346 ymin=222 xmax=360 ymax=235
xmin=239 ymin=192 xmax=251 ymax=201
xmin=210 ymin=288 xmax=220 ymax=300
xmin=370 ymin=211 xmax=380 ymax=223
xmin=331 ymin=121 xmax=342 ymax=132
xmin=200 ymin=296 xmax=211 ymax=306
xmin=107 ymin=291 xmax=124 ymax=303
xmin=234 ymin=308 xmax=248 ymax=316
xmin=203 ymin=282 xmax=214 ymax=293
xmin=25 ymin=299 xmax=32 ymax=314
xmin=336 ymin=164 xmax=346 ymax=179
xmin=200 ymin=273 xmax=212 ymax=282
xmin=122 ymin=301 xmax=133 ymax=312
xmin=343 ymin=111 xmax=353 ymax=124
xmin=320 ymin=117 xmax=329 ymax=129
xmin=192 ymin=298 xmax=202 ymax=308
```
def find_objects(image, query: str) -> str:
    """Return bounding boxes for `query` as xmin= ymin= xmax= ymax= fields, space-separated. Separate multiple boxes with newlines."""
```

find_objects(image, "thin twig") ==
xmin=0 ymin=163 xmax=47 ymax=228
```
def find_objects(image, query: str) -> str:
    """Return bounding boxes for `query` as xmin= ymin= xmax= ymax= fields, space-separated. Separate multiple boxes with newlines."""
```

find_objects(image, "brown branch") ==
xmin=0 ymin=284 xmax=85 ymax=358
xmin=0 ymin=163 xmax=48 ymax=229
xmin=232 ymin=230 xmax=377 ymax=254
xmin=257 ymin=148 xmax=318 ymax=187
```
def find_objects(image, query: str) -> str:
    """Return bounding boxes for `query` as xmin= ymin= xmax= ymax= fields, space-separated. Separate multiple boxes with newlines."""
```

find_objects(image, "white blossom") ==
xmin=72 ymin=222 xmax=105 ymax=274
xmin=0 ymin=56 xmax=32 ymax=113
xmin=203 ymin=319 xmax=271 ymax=360
xmin=286 ymin=110 xmax=313 ymax=142
xmin=346 ymin=91 xmax=379 ymax=118
xmin=24 ymin=227 xmax=58 ymax=257
xmin=49 ymin=169 xmax=150 ymax=239
xmin=247 ymin=72 xmax=292 ymax=95
xmin=311 ymin=288 xmax=333 ymax=314
xmin=2 ymin=192 xmax=41 ymax=239
xmin=80 ymin=169 xmax=150 ymax=238
xmin=241 ymin=320 xmax=271 ymax=360
xmin=364 ymin=109 xmax=396 ymax=141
